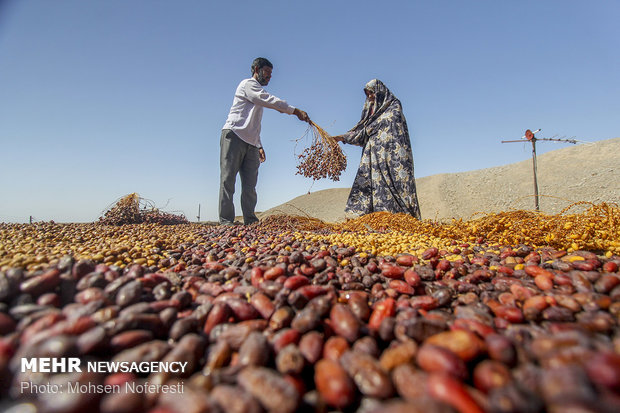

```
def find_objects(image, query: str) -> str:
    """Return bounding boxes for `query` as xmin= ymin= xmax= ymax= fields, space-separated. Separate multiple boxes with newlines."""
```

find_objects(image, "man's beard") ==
xmin=257 ymin=72 xmax=269 ymax=86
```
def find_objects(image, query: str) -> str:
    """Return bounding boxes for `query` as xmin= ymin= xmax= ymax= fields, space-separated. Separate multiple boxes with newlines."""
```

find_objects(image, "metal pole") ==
xmin=502 ymin=129 xmax=577 ymax=213
xmin=197 ymin=204 xmax=201 ymax=222
xmin=531 ymin=138 xmax=539 ymax=211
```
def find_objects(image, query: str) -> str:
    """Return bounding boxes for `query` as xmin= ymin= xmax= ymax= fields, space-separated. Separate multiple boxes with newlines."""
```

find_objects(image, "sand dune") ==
xmin=259 ymin=137 xmax=620 ymax=223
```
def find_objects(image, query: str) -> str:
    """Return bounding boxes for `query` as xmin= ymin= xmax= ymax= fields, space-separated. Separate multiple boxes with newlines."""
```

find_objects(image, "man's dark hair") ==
xmin=251 ymin=57 xmax=273 ymax=75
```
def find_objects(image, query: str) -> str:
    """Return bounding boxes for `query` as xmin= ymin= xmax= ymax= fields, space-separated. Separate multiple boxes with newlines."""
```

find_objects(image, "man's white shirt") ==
xmin=223 ymin=77 xmax=296 ymax=147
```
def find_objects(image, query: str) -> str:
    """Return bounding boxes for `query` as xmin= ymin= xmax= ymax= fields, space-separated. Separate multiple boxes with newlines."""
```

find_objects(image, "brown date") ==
xmin=314 ymin=358 xmax=356 ymax=409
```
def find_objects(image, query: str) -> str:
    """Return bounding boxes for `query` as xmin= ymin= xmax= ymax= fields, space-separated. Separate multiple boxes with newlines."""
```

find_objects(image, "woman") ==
xmin=334 ymin=79 xmax=421 ymax=219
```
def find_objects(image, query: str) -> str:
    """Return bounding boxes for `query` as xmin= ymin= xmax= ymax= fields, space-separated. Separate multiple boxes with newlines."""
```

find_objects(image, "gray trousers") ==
xmin=219 ymin=129 xmax=260 ymax=225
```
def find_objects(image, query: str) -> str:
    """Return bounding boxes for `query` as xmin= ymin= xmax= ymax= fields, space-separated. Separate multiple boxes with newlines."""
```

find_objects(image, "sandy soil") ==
xmin=258 ymin=137 xmax=620 ymax=223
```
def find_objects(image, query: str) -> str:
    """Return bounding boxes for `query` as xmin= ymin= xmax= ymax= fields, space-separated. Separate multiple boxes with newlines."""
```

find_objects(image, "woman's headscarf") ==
xmin=348 ymin=79 xmax=399 ymax=142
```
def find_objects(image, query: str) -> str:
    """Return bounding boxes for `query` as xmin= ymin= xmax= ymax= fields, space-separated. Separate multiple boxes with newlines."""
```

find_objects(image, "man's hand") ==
xmin=258 ymin=148 xmax=266 ymax=163
xmin=293 ymin=108 xmax=310 ymax=123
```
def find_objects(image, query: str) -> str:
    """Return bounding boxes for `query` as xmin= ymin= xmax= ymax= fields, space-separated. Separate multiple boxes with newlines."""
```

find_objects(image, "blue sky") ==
xmin=1 ymin=0 xmax=618 ymax=223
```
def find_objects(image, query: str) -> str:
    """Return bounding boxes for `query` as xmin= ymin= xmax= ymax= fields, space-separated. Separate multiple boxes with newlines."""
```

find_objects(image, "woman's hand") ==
xmin=332 ymin=135 xmax=344 ymax=142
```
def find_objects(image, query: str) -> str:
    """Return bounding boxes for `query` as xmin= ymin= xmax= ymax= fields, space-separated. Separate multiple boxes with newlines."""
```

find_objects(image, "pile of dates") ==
xmin=1 ymin=225 xmax=619 ymax=413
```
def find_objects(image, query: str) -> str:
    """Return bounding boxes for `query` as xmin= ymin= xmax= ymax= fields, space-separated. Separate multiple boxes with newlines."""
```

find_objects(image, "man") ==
xmin=219 ymin=57 xmax=309 ymax=225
